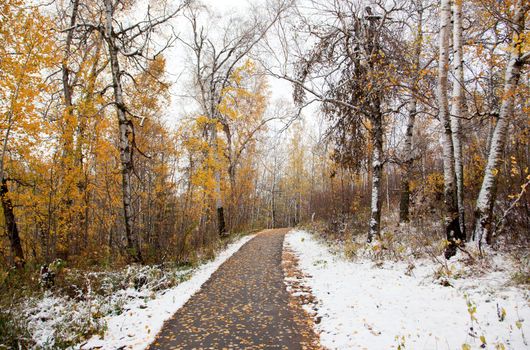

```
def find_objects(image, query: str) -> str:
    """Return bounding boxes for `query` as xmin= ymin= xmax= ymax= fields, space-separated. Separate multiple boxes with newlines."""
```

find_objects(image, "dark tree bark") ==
xmin=1 ymin=179 xmax=25 ymax=268
xmin=61 ymin=0 xmax=81 ymax=257
xmin=217 ymin=207 xmax=227 ymax=236
xmin=398 ymin=103 xmax=415 ymax=223
xmin=61 ymin=0 xmax=79 ymax=111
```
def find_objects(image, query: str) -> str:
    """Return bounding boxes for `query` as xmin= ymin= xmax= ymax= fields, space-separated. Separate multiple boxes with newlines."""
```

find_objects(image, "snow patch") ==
xmin=285 ymin=229 xmax=529 ymax=350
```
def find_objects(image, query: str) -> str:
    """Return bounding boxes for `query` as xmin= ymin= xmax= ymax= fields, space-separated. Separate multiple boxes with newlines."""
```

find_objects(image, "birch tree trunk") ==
xmin=223 ymin=123 xmax=237 ymax=230
xmin=399 ymin=100 xmax=416 ymax=223
xmin=473 ymin=0 xmax=528 ymax=249
xmin=399 ymin=1 xmax=423 ymax=223
xmin=368 ymin=110 xmax=383 ymax=242
xmin=210 ymin=121 xmax=227 ymax=236
xmin=104 ymin=0 xmax=142 ymax=262
xmin=437 ymin=0 xmax=463 ymax=258
xmin=61 ymin=0 xmax=80 ymax=256
xmin=450 ymin=0 xmax=466 ymax=238
xmin=271 ymin=184 xmax=276 ymax=229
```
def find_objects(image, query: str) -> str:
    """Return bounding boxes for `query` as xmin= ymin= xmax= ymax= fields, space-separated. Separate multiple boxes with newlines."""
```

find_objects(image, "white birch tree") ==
xmin=450 ymin=0 xmax=466 ymax=237
xmin=472 ymin=0 xmax=529 ymax=249
xmin=437 ymin=0 xmax=464 ymax=258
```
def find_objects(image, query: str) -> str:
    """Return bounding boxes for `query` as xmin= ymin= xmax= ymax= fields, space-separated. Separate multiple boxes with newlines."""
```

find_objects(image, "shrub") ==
xmin=0 ymin=309 xmax=33 ymax=349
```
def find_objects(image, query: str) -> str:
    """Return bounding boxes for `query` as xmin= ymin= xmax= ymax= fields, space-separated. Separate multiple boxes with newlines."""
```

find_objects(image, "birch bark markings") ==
xmin=365 ymin=9 xmax=385 ymax=243
xmin=450 ymin=0 xmax=466 ymax=238
xmin=103 ymin=0 xmax=142 ymax=262
xmin=368 ymin=110 xmax=384 ymax=242
xmin=472 ymin=0 xmax=528 ymax=249
xmin=210 ymin=122 xmax=227 ymax=235
xmin=437 ymin=0 xmax=463 ymax=258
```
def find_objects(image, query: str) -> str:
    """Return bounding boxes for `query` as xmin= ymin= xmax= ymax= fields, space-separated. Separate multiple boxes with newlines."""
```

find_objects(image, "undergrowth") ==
xmin=300 ymin=218 xmax=528 ymax=289
xmin=0 ymin=231 xmax=250 ymax=349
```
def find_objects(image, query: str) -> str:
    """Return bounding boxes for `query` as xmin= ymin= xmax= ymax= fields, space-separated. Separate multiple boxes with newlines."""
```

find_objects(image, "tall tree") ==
xmin=66 ymin=0 xmax=187 ymax=261
xmin=218 ymin=61 xmax=273 ymax=229
xmin=437 ymin=0 xmax=463 ymax=258
xmin=286 ymin=1 xmax=406 ymax=242
xmin=183 ymin=3 xmax=286 ymax=236
xmin=0 ymin=0 xmax=55 ymax=267
xmin=102 ymin=0 xmax=141 ymax=261
xmin=472 ymin=0 xmax=529 ymax=249
xmin=450 ymin=0 xmax=466 ymax=237
xmin=399 ymin=0 xmax=424 ymax=223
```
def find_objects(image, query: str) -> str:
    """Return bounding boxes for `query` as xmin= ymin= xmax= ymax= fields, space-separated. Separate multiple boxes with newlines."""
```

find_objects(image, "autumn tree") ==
xmin=284 ymin=0 xmax=410 ymax=242
xmin=0 ymin=0 xmax=55 ymax=267
xmin=182 ymin=2 xmax=288 ymax=236
xmin=284 ymin=121 xmax=309 ymax=226
xmin=472 ymin=0 xmax=529 ymax=249
xmin=63 ymin=0 xmax=188 ymax=262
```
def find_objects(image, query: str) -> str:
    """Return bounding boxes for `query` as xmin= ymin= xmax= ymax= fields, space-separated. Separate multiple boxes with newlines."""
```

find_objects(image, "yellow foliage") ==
xmin=425 ymin=172 xmax=444 ymax=197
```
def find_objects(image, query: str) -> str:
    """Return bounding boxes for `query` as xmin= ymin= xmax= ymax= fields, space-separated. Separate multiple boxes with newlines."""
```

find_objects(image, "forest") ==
xmin=0 ymin=0 xmax=528 ymax=348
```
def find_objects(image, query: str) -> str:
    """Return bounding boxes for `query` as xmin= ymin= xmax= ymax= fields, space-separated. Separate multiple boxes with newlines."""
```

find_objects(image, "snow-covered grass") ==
xmin=20 ymin=264 xmax=194 ymax=349
xmin=80 ymin=234 xmax=254 ymax=350
xmin=10 ymin=234 xmax=254 ymax=349
xmin=285 ymin=229 xmax=529 ymax=350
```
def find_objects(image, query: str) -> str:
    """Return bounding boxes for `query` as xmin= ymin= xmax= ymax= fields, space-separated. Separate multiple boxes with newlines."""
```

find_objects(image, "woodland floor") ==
xmin=147 ymin=229 xmax=320 ymax=350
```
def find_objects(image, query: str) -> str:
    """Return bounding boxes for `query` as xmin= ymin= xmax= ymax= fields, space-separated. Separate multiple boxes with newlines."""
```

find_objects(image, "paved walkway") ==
xmin=148 ymin=229 xmax=319 ymax=349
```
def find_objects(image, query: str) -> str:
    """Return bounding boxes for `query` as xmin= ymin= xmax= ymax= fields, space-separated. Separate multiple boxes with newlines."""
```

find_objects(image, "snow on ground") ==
xmin=284 ymin=229 xmax=529 ymax=350
xmin=80 ymin=234 xmax=254 ymax=350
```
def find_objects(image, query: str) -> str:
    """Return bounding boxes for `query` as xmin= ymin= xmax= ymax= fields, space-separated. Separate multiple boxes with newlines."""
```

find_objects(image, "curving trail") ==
xmin=148 ymin=228 xmax=319 ymax=350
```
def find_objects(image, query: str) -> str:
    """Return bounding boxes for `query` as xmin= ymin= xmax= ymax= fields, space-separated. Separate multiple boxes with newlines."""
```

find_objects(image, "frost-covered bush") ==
xmin=0 ymin=309 xmax=34 ymax=349
xmin=22 ymin=292 xmax=106 ymax=348
xmin=8 ymin=264 xmax=192 ymax=349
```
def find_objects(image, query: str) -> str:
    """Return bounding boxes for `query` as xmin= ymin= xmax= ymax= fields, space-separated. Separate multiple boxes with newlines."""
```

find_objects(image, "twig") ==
xmin=493 ymin=179 xmax=530 ymax=236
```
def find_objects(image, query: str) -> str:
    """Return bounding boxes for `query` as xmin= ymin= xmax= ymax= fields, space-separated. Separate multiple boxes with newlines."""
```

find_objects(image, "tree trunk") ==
xmin=399 ymin=2 xmax=423 ymax=223
xmin=223 ymin=123 xmax=237 ymax=231
xmin=368 ymin=111 xmax=383 ymax=242
xmin=210 ymin=122 xmax=227 ymax=236
xmin=104 ymin=0 xmax=142 ymax=262
xmin=450 ymin=0 xmax=466 ymax=238
xmin=61 ymin=0 xmax=78 ymax=111
xmin=473 ymin=0 xmax=527 ymax=249
xmin=61 ymin=0 xmax=81 ymax=257
xmin=1 ymin=179 xmax=25 ymax=268
xmin=399 ymin=100 xmax=416 ymax=223
xmin=437 ymin=0 xmax=463 ymax=259
xmin=271 ymin=168 xmax=277 ymax=229
xmin=76 ymin=38 xmax=102 ymax=254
